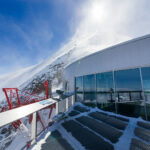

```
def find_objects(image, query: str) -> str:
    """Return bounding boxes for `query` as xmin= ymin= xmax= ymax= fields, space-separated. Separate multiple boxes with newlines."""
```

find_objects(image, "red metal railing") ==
xmin=0 ymin=81 xmax=55 ymax=149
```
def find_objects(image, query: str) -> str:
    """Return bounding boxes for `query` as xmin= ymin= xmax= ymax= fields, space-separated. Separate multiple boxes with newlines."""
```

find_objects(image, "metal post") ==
xmin=71 ymin=95 xmax=75 ymax=106
xmin=31 ymin=112 xmax=37 ymax=144
xmin=74 ymin=77 xmax=76 ymax=102
xmin=113 ymin=71 xmax=118 ymax=114
xmin=3 ymin=89 xmax=12 ymax=109
xmin=139 ymin=68 xmax=148 ymax=120
xmin=129 ymin=92 xmax=132 ymax=101
xmin=83 ymin=76 xmax=84 ymax=102
xmin=45 ymin=81 xmax=49 ymax=99
xmin=56 ymin=102 xmax=59 ymax=115
xmin=95 ymin=73 xmax=98 ymax=107
xmin=16 ymin=89 xmax=21 ymax=106
xmin=66 ymin=98 xmax=69 ymax=111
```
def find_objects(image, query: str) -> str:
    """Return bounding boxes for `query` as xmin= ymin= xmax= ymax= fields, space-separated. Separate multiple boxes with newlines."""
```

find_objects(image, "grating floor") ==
xmin=130 ymin=138 xmax=150 ymax=150
xmin=41 ymin=130 xmax=74 ymax=150
xmin=76 ymin=116 xmax=122 ymax=143
xmin=62 ymin=120 xmax=114 ymax=150
xmin=73 ymin=105 xmax=90 ymax=112
xmin=68 ymin=110 xmax=80 ymax=117
xmin=40 ymin=105 xmax=150 ymax=150
xmin=89 ymin=111 xmax=127 ymax=130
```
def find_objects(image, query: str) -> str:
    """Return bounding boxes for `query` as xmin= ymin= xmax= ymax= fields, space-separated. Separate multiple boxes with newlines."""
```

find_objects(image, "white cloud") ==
xmin=1 ymin=0 xmax=150 ymax=75
xmin=56 ymin=0 xmax=150 ymax=62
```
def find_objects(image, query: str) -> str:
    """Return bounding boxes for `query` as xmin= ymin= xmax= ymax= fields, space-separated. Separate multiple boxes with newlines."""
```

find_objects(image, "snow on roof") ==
xmin=65 ymin=34 xmax=150 ymax=69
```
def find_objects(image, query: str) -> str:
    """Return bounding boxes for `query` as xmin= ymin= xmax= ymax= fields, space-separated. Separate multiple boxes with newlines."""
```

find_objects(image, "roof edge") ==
xmin=65 ymin=33 xmax=150 ymax=69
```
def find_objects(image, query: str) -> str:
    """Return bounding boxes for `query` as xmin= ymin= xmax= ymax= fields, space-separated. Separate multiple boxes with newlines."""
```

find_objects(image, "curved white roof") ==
xmin=64 ymin=34 xmax=150 ymax=91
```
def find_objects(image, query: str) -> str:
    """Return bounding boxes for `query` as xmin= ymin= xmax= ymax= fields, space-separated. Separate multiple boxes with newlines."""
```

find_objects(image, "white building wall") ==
xmin=63 ymin=35 xmax=150 ymax=92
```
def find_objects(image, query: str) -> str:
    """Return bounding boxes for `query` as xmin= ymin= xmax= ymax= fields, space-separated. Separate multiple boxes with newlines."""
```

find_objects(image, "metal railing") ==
xmin=0 ymin=95 xmax=75 ymax=150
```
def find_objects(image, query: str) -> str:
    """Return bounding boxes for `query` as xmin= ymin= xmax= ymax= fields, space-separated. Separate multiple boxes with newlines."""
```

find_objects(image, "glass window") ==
xmin=83 ymin=74 xmax=96 ymax=102
xmin=115 ymin=68 xmax=145 ymax=119
xmin=76 ymin=93 xmax=84 ymax=102
xmin=141 ymin=67 xmax=150 ymax=120
xmin=141 ymin=67 xmax=150 ymax=91
xmin=83 ymin=74 xmax=95 ymax=92
xmin=96 ymin=72 xmax=114 ymax=103
xmin=115 ymin=68 xmax=142 ymax=91
xmin=84 ymin=92 xmax=96 ymax=101
xmin=97 ymin=93 xmax=110 ymax=103
xmin=75 ymin=76 xmax=83 ymax=92
xmin=96 ymin=72 xmax=114 ymax=92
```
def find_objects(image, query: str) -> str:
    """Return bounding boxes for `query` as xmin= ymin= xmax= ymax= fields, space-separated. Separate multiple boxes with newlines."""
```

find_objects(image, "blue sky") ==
xmin=0 ymin=0 xmax=82 ymax=75
xmin=0 ymin=0 xmax=150 ymax=76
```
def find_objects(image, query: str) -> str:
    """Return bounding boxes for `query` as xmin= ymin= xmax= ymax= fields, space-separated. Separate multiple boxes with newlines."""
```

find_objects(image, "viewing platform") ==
xmin=32 ymin=103 xmax=150 ymax=150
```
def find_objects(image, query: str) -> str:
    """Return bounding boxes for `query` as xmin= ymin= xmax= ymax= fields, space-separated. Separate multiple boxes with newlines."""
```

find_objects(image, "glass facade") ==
xmin=96 ymin=72 xmax=114 ymax=92
xmin=75 ymin=66 xmax=150 ymax=120
xmin=75 ymin=76 xmax=83 ymax=102
xmin=76 ymin=76 xmax=83 ymax=92
xmin=83 ymin=74 xmax=96 ymax=102
xmin=141 ymin=67 xmax=150 ymax=120
xmin=96 ymin=72 xmax=115 ymax=111
xmin=115 ymin=69 xmax=141 ymax=92
xmin=83 ymin=74 xmax=95 ymax=92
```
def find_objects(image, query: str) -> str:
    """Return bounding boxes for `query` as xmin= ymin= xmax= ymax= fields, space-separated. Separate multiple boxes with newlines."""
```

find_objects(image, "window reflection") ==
xmin=74 ymin=66 xmax=150 ymax=120
xmin=141 ymin=67 xmax=150 ymax=120
xmin=96 ymin=72 xmax=114 ymax=104
xmin=83 ymin=74 xmax=96 ymax=102
xmin=115 ymin=68 xmax=141 ymax=91
xmin=83 ymin=74 xmax=95 ymax=91
xmin=76 ymin=76 xmax=83 ymax=92
xmin=75 ymin=76 xmax=83 ymax=102
xmin=84 ymin=92 xmax=96 ymax=101
xmin=76 ymin=93 xmax=83 ymax=102
xmin=141 ymin=67 xmax=150 ymax=91
xmin=96 ymin=72 xmax=114 ymax=92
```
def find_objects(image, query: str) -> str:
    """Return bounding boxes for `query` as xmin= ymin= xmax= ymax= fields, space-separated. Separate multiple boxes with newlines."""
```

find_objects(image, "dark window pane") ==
xmin=96 ymin=72 xmax=114 ymax=92
xmin=96 ymin=72 xmax=114 ymax=105
xmin=84 ymin=92 xmax=96 ymax=101
xmin=84 ymin=74 xmax=95 ymax=92
xmin=141 ymin=67 xmax=150 ymax=91
xmin=97 ymin=93 xmax=110 ymax=103
xmin=141 ymin=67 xmax=150 ymax=120
xmin=119 ymin=93 xmax=130 ymax=101
xmin=76 ymin=76 xmax=83 ymax=92
xmin=115 ymin=68 xmax=142 ymax=91
xmin=76 ymin=93 xmax=83 ymax=102
xmin=131 ymin=92 xmax=142 ymax=100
